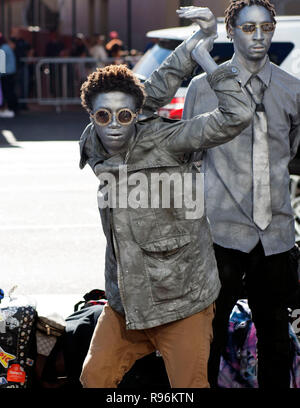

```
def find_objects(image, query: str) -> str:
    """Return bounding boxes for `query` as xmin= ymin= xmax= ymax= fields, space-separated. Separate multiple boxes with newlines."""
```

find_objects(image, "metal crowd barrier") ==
xmin=18 ymin=56 xmax=141 ymax=111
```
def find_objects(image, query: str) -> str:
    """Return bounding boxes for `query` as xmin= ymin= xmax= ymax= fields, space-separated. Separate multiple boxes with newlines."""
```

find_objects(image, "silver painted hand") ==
xmin=176 ymin=6 xmax=217 ymax=36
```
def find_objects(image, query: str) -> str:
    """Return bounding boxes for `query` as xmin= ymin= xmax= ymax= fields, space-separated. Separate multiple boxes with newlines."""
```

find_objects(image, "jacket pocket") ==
xmin=140 ymin=234 xmax=193 ymax=303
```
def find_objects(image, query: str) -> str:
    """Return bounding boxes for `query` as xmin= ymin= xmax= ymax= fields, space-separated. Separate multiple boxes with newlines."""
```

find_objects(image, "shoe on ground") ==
xmin=0 ymin=109 xmax=15 ymax=118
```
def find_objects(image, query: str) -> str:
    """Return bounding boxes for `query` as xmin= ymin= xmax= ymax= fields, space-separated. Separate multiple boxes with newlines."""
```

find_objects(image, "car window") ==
xmin=133 ymin=44 xmax=173 ymax=80
xmin=269 ymin=42 xmax=294 ymax=65
xmin=182 ymin=43 xmax=235 ymax=87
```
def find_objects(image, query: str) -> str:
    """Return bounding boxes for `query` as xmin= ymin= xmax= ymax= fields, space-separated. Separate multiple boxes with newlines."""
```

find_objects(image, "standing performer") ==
xmin=183 ymin=0 xmax=300 ymax=388
xmin=78 ymin=7 xmax=252 ymax=388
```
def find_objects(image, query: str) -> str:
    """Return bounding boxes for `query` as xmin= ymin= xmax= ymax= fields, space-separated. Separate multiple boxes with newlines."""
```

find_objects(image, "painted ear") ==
xmin=227 ymin=24 xmax=234 ymax=39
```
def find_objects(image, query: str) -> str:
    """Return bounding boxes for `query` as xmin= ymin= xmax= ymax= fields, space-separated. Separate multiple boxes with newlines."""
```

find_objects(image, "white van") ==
xmin=133 ymin=16 xmax=300 ymax=119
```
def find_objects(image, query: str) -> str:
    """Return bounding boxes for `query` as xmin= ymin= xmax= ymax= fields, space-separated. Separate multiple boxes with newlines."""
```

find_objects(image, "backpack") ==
xmin=218 ymin=299 xmax=300 ymax=388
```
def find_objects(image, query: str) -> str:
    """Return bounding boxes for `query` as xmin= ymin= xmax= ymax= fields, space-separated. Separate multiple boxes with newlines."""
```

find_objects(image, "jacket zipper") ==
xmin=110 ymin=210 xmax=130 ymax=326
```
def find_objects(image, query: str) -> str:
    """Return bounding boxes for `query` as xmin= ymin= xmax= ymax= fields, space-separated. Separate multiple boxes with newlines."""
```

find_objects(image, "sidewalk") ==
xmin=1 ymin=107 xmax=106 ymax=308
xmin=0 ymin=108 xmax=89 ymax=145
xmin=32 ymin=294 xmax=83 ymax=319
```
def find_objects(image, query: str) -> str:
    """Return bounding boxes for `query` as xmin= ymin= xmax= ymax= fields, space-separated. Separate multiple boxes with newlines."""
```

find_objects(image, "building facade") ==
xmin=0 ymin=0 xmax=300 ymax=52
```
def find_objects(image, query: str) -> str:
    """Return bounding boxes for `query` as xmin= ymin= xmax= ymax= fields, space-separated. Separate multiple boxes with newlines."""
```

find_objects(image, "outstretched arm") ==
xmin=191 ymin=35 xmax=218 ymax=75
xmin=158 ymin=37 xmax=253 ymax=154
xmin=178 ymin=6 xmax=219 ymax=75
xmin=142 ymin=7 xmax=217 ymax=115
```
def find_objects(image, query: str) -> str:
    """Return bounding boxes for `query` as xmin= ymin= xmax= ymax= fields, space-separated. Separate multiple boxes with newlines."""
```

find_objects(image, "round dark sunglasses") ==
xmin=91 ymin=108 xmax=138 ymax=126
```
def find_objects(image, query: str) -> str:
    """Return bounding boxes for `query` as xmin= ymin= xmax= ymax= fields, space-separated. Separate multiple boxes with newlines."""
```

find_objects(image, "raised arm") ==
xmin=142 ymin=7 xmax=217 ymax=115
xmin=156 ymin=36 xmax=253 ymax=154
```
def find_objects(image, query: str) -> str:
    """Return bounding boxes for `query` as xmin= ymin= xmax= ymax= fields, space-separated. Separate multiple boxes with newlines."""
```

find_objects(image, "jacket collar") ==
xmin=79 ymin=121 xmax=138 ymax=175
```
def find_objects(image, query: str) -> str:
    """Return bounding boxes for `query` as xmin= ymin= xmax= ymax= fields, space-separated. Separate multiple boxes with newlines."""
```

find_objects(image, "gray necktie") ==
xmin=246 ymin=76 xmax=272 ymax=230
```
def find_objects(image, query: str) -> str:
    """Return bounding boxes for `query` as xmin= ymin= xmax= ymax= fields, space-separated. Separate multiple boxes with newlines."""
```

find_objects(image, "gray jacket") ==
xmin=79 ymin=39 xmax=252 ymax=330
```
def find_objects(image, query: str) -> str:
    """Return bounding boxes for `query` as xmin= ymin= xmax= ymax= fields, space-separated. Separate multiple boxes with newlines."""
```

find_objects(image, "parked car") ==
xmin=133 ymin=16 xmax=300 ymax=241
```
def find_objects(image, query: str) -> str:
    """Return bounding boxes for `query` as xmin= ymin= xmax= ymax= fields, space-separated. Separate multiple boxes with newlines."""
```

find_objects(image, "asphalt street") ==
xmin=0 ymin=109 xmax=107 ymax=317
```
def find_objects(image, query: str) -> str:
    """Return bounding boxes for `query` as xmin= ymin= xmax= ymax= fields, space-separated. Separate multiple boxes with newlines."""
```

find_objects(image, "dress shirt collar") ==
xmin=230 ymin=54 xmax=272 ymax=88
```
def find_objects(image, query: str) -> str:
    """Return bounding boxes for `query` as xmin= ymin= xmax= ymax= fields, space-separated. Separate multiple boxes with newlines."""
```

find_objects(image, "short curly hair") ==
xmin=225 ymin=0 xmax=276 ymax=35
xmin=80 ymin=64 xmax=146 ymax=113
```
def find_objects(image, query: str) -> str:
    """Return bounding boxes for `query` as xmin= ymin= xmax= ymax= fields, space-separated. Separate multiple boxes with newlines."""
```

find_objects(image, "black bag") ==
xmin=288 ymin=244 xmax=300 ymax=310
xmin=0 ymin=291 xmax=37 ymax=388
xmin=60 ymin=290 xmax=170 ymax=389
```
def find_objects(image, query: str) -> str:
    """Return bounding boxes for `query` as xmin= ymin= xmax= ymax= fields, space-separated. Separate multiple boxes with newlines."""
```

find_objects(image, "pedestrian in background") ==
xmin=0 ymin=32 xmax=18 ymax=118
xmin=105 ymin=30 xmax=125 ymax=64
xmin=89 ymin=34 xmax=108 ymax=66
xmin=45 ymin=31 xmax=65 ymax=57
xmin=10 ymin=27 xmax=32 ymax=110
xmin=71 ymin=33 xmax=89 ymax=58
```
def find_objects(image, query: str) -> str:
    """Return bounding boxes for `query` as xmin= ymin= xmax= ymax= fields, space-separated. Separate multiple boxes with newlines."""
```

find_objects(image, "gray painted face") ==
xmin=230 ymin=5 xmax=275 ymax=62
xmin=91 ymin=91 xmax=137 ymax=156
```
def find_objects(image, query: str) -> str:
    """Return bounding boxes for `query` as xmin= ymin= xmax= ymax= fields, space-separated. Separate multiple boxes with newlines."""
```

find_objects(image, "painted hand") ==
xmin=176 ymin=6 xmax=217 ymax=36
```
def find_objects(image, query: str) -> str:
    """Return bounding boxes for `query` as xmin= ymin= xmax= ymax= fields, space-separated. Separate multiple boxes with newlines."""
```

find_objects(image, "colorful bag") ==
xmin=218 ymin=299 xmax=300 ymax=388
xmin=290 ymin=324 xmax=300 ymax=388
xmin=0 ymin=290 xmax=37 ymax=388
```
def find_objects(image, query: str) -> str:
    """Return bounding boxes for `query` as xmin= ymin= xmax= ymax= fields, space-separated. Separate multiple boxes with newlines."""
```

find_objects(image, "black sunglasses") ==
xmin=236 ymin=22 xmax=276 ymax=34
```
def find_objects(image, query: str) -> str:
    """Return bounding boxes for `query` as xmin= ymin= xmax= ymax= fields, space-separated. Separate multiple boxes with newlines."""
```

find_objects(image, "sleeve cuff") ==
xmin=207 ymin=65 xmax=240 ymax=87
xmin=174 ymin=40 xmax=198 ymax=76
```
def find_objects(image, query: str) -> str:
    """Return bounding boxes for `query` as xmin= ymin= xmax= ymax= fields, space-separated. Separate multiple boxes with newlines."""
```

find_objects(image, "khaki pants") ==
xmin=80 ymin=303 xmax=214 ymax=388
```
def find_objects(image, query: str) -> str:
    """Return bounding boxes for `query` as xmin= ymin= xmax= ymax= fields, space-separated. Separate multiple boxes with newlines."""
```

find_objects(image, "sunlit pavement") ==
xmin=0 ymin=110 xmax=106 ymax=317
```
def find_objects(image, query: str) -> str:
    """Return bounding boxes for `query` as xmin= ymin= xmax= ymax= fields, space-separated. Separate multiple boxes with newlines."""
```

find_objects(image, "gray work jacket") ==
xmin=79 ymin=39 xmax=252 ymax=330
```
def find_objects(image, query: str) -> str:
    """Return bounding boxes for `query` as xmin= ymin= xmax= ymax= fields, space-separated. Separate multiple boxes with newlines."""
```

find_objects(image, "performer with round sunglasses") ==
xmin=78 ymin=7 xmax=253 ymax=388
xmin=183 ymin=0 xmax=300 ymax=388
